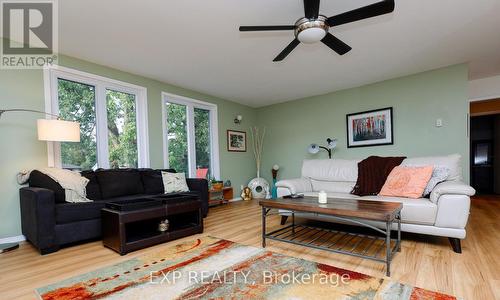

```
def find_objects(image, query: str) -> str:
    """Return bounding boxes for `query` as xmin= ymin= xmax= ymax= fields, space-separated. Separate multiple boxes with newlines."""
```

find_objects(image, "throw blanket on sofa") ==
xmin=17 ymin=168 xmax=92 ymax=203
xmin=351 ymin=156 xmax=406 ymax=196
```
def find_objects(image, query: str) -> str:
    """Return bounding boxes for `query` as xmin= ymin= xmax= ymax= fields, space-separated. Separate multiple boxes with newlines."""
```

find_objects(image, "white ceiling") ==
xmin=56 ymin=0 xmax=500 ymax=107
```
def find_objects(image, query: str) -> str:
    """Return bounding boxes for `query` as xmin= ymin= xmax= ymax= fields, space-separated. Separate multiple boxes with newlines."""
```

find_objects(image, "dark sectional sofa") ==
xmin=19 ymin=168 xmax=208 ymax=254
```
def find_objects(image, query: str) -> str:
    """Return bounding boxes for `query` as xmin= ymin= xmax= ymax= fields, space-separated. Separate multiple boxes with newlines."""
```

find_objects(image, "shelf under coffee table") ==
xmin=260 ymin=197 xmax=402 ymax=276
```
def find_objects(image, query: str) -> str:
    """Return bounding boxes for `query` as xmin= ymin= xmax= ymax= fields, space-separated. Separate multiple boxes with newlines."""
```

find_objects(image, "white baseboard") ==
xmin=0 ymin=235 xmax=25 ymax=244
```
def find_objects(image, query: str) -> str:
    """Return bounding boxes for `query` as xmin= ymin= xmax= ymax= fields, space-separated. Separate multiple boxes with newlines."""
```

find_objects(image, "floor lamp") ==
xmin=0 ymin=108 xmax=80 ymax=253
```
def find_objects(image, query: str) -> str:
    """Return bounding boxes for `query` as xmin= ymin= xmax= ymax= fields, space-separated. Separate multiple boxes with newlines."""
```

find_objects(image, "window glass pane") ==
xmin=194 ymin=107 xmax=211 ymax=179
xmin=166 ymin=102 xmax=188 ymax=174
xmin=58 ymin=78 xmax=97 ymax=170
xmin=106 ymin=89 xmax=138 ymax=168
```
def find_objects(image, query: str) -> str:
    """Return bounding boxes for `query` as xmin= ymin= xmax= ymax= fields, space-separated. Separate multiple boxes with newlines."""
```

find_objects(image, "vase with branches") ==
xmin=250 ymin=126 xmax=266 ymax=178
xmin=247 ymin=127 xmax=270 ymax=199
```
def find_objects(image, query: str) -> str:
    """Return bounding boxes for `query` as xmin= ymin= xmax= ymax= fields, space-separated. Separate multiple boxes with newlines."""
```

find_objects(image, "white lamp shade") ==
xmin=37 ymin=119 xmax=80 ymax=142
xmin=308 ymin=143 xmax=320 ymax=154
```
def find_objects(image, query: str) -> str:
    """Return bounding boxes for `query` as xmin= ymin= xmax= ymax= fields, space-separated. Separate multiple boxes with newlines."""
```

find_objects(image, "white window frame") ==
xmin=161 ymin=92 xmax=220 ymax=179
xmin=43 ymin=66 xmax=150 ymax=169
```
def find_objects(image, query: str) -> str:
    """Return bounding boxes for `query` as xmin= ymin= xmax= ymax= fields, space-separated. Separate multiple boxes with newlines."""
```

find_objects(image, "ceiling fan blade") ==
xmin=321 ymin=33 xmax=352 ymax=55
xmin=239 ymin=25 xmax=295 ymax=31
xmin=327 ymin=0 xmax=394 ymax=27
xmin=273 ymin=39 xmax=300 ymax=62
xmin=304 ymin=0 xmax=320 ymax=19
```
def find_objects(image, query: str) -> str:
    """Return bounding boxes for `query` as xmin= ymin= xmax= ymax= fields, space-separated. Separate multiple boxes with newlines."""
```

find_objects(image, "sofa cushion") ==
xmin=55 ymin=191 xmax=203 ymax=224
xmin=284 ymin=193 xmax=437 ymax=226
xmin=139 ymin=168 xmax=177 ymax=194
xmin=359 ymin=195 xmax=437 ymax=225
xmin=95 ymin=169 xmax=144 ymax=199
xmin=303 ymin=191 xmax=360 ymax=200
xmin=56 ymin=201 xmax=107 ymax=224
xmin=139 ymin=169 xmax=163 ymax=194
xmin=401 ymin=154 xmax=462 ymax=181
xmin=80 ymin=170 xmax=102 ymax=200
xmin=28 ymin=170 xmax=66 ymax=203
xmin=302 ymin=159 xmax=359 ymax=182
xmin=310 ymin=179 xmax=356 ymax=194
xmin=55 ymin=194 xmax=159 ymax=223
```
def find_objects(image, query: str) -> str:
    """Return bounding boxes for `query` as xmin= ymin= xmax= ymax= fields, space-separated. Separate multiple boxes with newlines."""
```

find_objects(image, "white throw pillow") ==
xmin=161 ymin=172 xmax=189 ymax=193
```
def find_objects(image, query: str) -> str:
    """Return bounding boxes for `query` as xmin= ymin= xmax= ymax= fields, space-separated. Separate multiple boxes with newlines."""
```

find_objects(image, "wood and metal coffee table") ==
xmin=260 ymin=197 xmax=402 ymax=276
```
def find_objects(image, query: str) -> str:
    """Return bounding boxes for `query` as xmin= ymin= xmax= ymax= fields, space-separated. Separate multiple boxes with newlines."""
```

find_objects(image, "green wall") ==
xmin=256 ymin=64 xmax=469 ymax=185
xmin=0 ymin=56 xmax=469 ymax=239
xmin=0 ymin=55 xmax=257 ymax=239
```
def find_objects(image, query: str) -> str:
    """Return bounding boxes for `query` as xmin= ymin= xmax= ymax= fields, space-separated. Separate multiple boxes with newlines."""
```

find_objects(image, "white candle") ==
xmin=318 ymin=191 xmax=327 ymax=204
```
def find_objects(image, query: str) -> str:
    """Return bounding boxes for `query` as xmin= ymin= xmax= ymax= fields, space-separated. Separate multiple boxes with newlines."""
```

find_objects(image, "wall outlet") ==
xmin=436 ymin=118 xmax=443 ymax=127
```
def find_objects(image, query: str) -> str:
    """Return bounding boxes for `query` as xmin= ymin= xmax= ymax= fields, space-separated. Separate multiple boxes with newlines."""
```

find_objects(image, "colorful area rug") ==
xmin=36 ymin=236 xmax=458 ymax=299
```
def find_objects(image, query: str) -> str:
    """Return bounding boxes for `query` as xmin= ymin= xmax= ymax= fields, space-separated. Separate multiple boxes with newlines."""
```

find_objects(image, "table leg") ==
xmin=292 ymin=212 xmax=295 ymax=234
xmin=397 ymin=212 xmax=401 ymax=252
xmin=386 ymin=220 xmax=391 ymax=277
xmin=262 ymin=206 xmax=266 ymax=248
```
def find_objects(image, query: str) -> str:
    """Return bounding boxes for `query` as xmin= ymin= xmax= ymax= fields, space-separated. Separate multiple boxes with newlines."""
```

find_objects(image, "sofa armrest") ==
xmin=434 ymin=194 xmax=471 ymax=232
xmin=276 ymin=178 xmax=312 ymax=195
xmin=430 ymin=181 xmax=475 ymax=204
xmin=20 ymin=187 xmax=58 ymax=253
xmin=186 ymin=178 xmax=208 ymax=218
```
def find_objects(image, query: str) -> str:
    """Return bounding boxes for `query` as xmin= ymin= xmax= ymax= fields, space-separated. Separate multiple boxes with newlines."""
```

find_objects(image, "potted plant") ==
xmin=210 ymin=177 xmax=224 ymax=191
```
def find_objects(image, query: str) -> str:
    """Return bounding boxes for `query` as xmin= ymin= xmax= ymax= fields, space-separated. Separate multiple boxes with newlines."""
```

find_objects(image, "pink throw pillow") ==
xmin=379 ymin=166 xmax=433 ymax=199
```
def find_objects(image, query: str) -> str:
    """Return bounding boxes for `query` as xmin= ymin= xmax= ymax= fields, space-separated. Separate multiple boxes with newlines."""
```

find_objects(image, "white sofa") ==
xmin=275 ymin=155 xmax=475 ymax=253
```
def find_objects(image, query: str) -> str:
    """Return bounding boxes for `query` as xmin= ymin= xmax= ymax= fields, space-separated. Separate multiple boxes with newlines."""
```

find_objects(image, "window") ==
xmin=44 ymin=67 xmax=149 ymax=170
xmin=106 ymin=89 xmax=138 ymax=168
xmin=58 ymin=79 xmax=97 ymax=170
xmin=162 ymin=92 xmax=219 ymax=179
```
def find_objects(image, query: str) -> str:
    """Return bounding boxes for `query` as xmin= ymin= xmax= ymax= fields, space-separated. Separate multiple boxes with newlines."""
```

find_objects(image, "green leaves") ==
xmin=58 ymin=80 xmax=139 ymax=170
xmin=165 ymin=104 xmax=211 ymax=177
xmin=106 ymin=89 xmax=138 ymax=168
xmin=58 ymin=79 xmax=97 ymax=170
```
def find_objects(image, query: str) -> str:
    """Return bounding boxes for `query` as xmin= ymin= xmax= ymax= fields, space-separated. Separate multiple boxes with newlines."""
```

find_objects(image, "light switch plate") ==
xmin=436 ymin=118 xmax=443 ymax=127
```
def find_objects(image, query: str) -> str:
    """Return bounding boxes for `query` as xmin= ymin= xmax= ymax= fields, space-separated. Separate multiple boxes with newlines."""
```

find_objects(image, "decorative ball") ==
xmin=158 ymin=219 xmax=169 ymax=232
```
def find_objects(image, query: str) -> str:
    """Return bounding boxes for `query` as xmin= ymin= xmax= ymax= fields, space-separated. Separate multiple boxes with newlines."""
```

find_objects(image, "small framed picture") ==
xmin=227 ymin=130 xmax=246 ymax=152
xmin=346 ymin=107 xmax=393 ymax=148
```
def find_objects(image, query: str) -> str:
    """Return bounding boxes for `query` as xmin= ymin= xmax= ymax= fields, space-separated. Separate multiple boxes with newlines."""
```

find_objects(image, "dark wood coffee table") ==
xmin=102 ymin=196 xmax=203 ymax=255
xmin=259 ymin=197 xmax=402 ymax=276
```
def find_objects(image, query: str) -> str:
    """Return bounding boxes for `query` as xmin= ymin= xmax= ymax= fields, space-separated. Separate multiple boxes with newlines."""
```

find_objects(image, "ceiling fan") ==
xmin=239 ymin=0 xmax=395 ymax=61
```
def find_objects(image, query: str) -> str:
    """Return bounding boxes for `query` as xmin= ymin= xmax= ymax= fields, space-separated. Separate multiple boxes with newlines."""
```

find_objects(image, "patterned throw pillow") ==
xmin=161 ymin=172 xmax=189 ymax=193
xmin=379 ymin=166 xmax=433 ymax=199
xmin=422 ymin=166 xmax=450 ymax=197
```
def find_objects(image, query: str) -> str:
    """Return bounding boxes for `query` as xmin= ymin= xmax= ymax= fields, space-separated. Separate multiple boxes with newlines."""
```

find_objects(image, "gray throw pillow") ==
xmin=423 ymin=166 xmax=450 ymax=197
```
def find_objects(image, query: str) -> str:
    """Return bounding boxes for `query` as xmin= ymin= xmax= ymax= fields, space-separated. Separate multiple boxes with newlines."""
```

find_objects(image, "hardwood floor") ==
xmin=1 ymin=196 xmax=499 ymax=299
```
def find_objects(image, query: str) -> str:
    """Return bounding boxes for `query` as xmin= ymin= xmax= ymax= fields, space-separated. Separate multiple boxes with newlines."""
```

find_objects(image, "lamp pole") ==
xmin=0 ymin=109 xmax=61 ymax=120
xmin=318 ymin=146 xmax=332 ymax=159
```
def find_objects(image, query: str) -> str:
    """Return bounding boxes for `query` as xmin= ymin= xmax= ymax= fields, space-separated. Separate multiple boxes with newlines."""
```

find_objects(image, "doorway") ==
xmin=470 ymin=98 xmax=500 ymax=194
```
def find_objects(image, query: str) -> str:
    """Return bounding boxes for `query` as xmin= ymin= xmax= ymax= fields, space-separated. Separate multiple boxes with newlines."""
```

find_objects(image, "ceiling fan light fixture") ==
xmin=295 ymin=16 xmax=329 ymax=44
xmin=297 ymin=27 xmax=327 ymax=43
